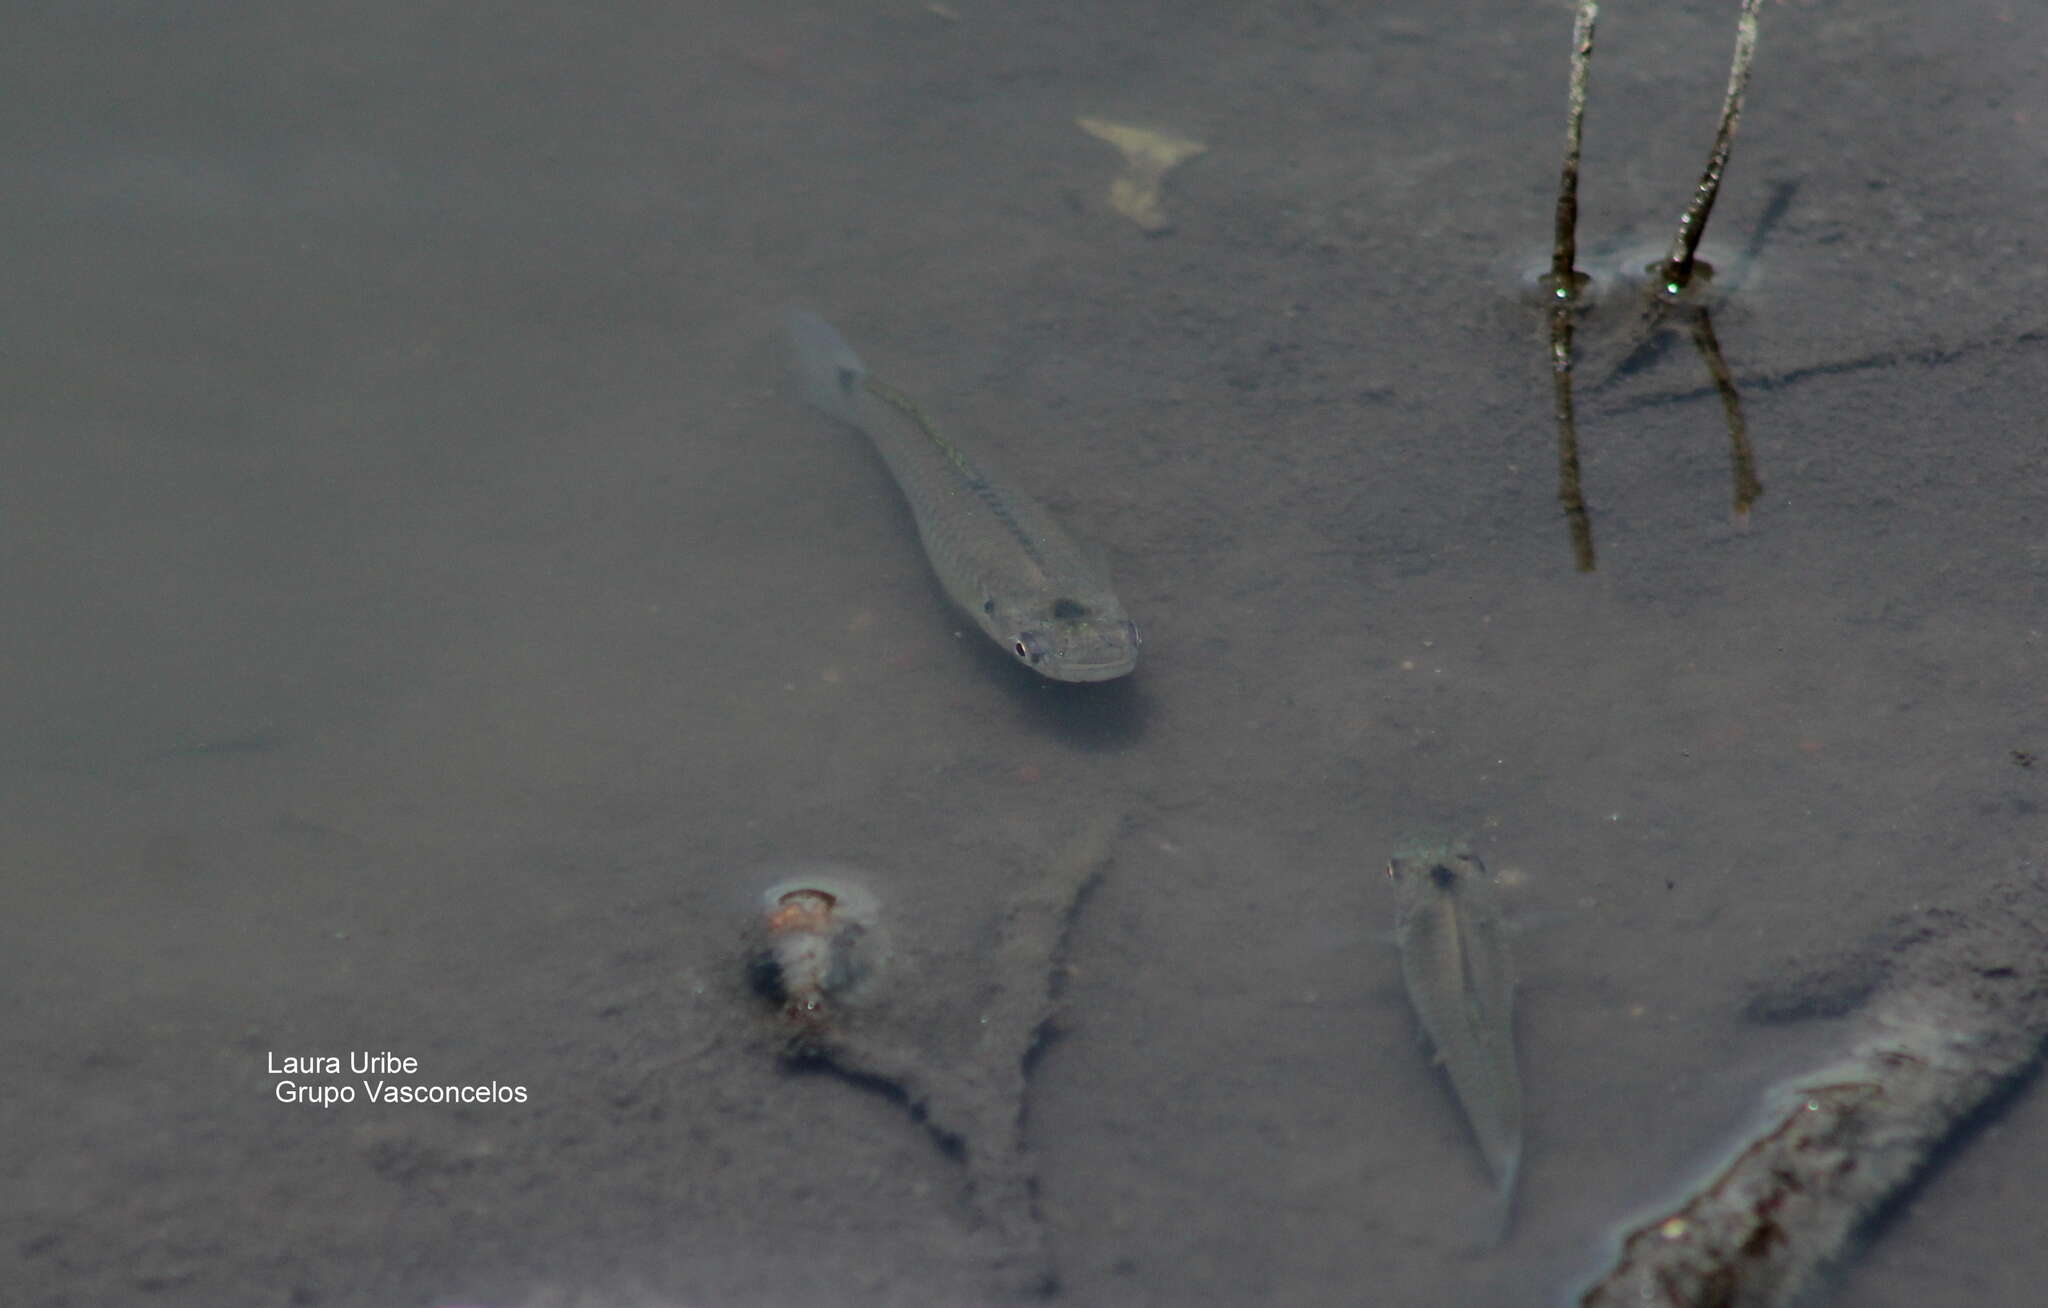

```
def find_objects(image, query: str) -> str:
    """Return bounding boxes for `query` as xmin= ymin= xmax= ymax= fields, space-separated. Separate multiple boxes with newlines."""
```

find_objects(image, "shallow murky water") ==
xmin=5 ymin=3 xmax=2045 ymax=1306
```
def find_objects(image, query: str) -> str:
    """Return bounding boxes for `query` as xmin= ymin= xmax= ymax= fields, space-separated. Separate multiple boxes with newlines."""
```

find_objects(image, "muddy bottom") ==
xmin=4 ymin=3 xmax=2046 ymax=1306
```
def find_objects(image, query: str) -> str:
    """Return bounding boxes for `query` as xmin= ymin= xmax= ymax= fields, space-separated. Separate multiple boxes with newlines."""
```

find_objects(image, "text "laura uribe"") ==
xmin=268 ymin=1051 xmax=419 ymax=1075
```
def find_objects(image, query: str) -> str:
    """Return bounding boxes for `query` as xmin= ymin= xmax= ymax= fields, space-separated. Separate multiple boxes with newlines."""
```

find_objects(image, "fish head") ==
xmin=993 ymin=593 xmax=1141 ymax=682
xmin=1386 ymin=838 xmax=1485 ymax=897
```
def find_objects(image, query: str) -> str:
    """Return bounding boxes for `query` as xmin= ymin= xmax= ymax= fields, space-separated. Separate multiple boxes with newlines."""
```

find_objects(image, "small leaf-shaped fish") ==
xmin=1387 ymin=839 xmax=1523 ymax=1243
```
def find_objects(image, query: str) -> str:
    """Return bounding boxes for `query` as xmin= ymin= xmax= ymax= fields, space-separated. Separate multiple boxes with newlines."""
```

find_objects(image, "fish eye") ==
xmin=1013 ymin=632 xmax=1048 ymax=663
xmin=983 ymin=599 xmax=997 ymax=616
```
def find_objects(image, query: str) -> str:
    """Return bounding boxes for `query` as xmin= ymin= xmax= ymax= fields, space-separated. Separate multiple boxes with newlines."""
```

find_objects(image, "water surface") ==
xmin=4 ymin=3 xmax=2044 ymax=1305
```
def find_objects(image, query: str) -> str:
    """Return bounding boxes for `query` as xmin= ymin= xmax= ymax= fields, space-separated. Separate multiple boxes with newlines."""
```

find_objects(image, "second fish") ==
xmin=787 ymin=310 xmax=1140 ymax=682
xmin=1387 ymin=838 xmax=1524 ymax=1245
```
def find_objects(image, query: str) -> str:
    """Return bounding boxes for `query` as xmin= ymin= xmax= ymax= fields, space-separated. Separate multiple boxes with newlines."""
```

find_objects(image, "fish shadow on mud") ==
xmin=963 ymin=637 xmax=1151 ymax=750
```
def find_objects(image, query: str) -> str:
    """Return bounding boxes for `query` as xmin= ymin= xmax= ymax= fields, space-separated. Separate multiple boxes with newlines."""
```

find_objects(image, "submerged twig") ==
xmin=1580 ymin=870 xmax=2048 ymax=1306
xmin=761 ymin=815 xmax=1124 ymax=1297
xmin=1656 ymin=0 xmax=1763 ymax=294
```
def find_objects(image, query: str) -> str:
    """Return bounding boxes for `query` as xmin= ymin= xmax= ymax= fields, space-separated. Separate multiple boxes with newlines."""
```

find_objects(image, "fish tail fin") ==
xmin=1477 ymin=1147 xmax=1520 ymax=1250
xmin=1452 ymin=1138 xmax=1521 ymax=1253
xmin=786 ymin=309 xmax=867 ymax=425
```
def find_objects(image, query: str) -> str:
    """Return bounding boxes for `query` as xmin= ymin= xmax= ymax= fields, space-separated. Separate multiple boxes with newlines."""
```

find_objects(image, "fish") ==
xmin=1386 ymin=838 xmax=1523 ymax=1243
xmin=786 ymin=309 xmax=1140 ymax=682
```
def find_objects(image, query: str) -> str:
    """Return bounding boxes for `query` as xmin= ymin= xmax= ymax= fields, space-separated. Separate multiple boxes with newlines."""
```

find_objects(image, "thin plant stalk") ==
xmin=1548 ymin=2 xmax=1600 ymax=569
xmin=1548 ymin=1 xmax=1599 ymax=298
xmin=1657 ymin=0 xmax=1763 ymax=293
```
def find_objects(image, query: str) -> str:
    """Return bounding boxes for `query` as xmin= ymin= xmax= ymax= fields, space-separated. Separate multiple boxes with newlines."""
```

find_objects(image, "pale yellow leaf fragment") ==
xmin=1076 ymin=117 xmax=1207 ymax=233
